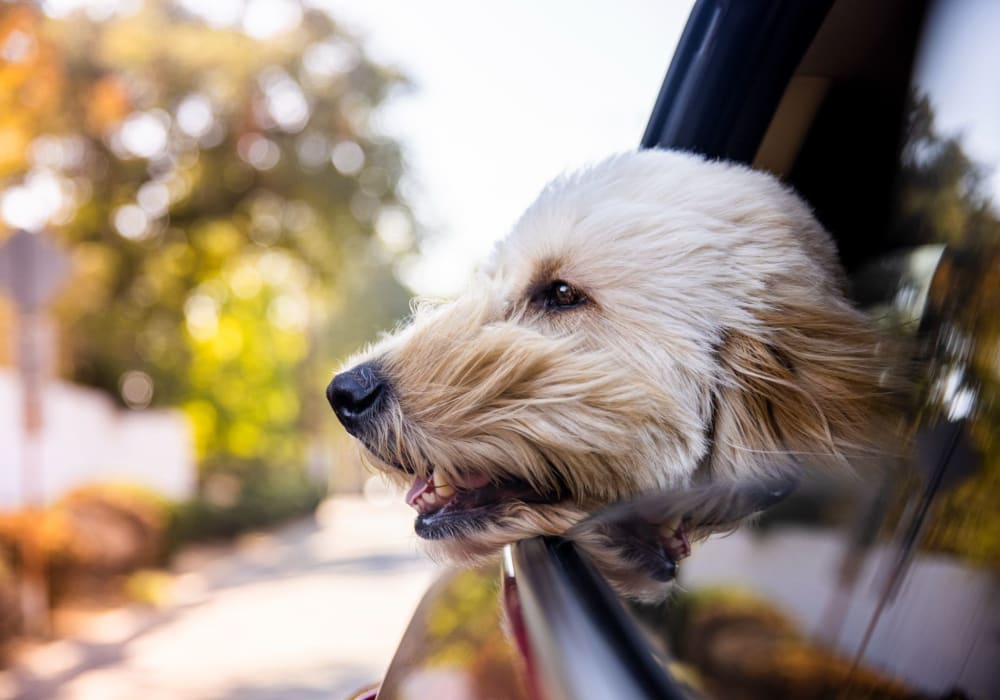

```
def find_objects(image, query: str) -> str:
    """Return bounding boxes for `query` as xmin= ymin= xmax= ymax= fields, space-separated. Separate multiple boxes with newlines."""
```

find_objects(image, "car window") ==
xmin=662 ymin=2 xmax=998 ymax=698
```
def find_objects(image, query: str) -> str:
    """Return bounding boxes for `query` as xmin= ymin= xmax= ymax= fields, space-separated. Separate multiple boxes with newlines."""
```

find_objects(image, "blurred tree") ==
xmin=0 ymin=1 xmax=415 ymax=486
xmin=893 ymin=93 xmax=1000 ymax=251
xmin=891 ymin=93 xmax=1000 ymax=566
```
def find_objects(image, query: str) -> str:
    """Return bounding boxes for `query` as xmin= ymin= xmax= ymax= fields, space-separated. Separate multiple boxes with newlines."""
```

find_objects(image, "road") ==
xmin=0 ymin=496 xmax=441 ymax=699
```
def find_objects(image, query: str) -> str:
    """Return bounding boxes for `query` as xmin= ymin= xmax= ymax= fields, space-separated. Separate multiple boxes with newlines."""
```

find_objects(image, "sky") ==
xmin=315 ymin=0 xmax=695 ymax=295
xmin=912 ymin=0 xmax=1000 ymax=210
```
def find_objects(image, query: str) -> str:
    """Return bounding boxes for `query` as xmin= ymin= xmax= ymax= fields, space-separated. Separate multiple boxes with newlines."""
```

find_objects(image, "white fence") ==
xmin=0 ymin=369 xmax=195 ymax=509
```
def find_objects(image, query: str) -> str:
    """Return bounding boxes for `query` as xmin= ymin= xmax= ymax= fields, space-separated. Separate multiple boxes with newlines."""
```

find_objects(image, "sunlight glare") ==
xmin=1 ymin=169 xmax=66 ymax=231
xmin=113 ymin=204 xmax=150 ymax=240
xmin=259 ymin=68 xmax=310 ymax=133
xmin=176 ymin=94 xmax=215 ymax=139
xmin=118 ymin=110 xmax=170 ymax=160
xmin=243 ymin=0 xmax=302 ymax=39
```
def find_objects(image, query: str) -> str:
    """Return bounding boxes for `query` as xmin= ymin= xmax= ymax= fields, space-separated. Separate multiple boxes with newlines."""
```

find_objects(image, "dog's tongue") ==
xmin=405 ymin=475 xmax=432 ymax=506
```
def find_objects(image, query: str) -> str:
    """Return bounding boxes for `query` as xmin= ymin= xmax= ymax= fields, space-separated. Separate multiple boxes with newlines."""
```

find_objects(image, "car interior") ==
xmin=758 ymin=0 xmax=928 ymax=270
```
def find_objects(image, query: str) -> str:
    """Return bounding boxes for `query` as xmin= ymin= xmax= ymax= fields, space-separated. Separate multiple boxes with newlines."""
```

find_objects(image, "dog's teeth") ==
xmin=407 ymin=472 xmax=460 ymax=515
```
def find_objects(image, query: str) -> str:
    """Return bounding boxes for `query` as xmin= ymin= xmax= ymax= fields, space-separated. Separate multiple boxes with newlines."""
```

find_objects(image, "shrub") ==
xmin=166 ymin=466 xmax=325 ymax=552
xmin=0 ymin=468 xmax=323 ymax=645
xmin=0 ymin=555 xmax=20 ymax=654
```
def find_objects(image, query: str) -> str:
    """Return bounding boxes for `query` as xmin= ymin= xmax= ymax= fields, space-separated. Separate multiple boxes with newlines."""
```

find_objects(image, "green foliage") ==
xmin=124 ymin=568 xmax=173 ymax=607
xmin=0 ymin=2 xmax=416 ymax=484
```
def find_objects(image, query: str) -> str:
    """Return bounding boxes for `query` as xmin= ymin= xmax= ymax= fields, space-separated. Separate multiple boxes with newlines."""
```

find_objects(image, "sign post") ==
xmin=0 ymin=228 xmax=71 ymax=637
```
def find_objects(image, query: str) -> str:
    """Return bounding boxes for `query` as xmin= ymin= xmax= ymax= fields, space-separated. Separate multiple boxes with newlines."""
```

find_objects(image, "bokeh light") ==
xmin=331 ymin=140 xmax=364 ymax=176
xmin=119 ymin=370 xmax=155 ymax=409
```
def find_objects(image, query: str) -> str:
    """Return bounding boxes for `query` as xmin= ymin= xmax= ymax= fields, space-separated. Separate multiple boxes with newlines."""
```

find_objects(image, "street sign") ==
xmin=0 ymin=227 xmax=71 ymax=501
xmin=0 ymin=229 xmax=70 ymax=637
xmin=0 ymin=229 xmax=71 ymax=312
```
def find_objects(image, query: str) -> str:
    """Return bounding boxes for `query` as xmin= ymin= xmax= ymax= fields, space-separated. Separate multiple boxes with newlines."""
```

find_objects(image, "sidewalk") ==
xmin=0 ymin=495 xmax=440 ymax=699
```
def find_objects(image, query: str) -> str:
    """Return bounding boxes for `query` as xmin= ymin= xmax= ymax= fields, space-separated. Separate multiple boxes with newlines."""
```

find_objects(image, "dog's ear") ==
xmin=710 ymin=299 xmax=900 ymax=480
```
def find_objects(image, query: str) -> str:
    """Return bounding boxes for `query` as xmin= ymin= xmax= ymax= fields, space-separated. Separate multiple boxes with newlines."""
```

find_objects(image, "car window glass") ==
xmin=660 ymin=3 xmax=999 ymax=699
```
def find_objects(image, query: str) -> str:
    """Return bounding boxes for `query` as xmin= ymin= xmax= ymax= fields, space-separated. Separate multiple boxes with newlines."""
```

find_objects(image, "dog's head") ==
xmin=327 ymin=150 xmax=896 ymax=569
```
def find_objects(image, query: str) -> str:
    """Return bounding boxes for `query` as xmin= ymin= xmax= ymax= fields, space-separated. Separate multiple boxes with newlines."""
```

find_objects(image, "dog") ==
xmin=327 ymin=149 xmax=898 ymax=599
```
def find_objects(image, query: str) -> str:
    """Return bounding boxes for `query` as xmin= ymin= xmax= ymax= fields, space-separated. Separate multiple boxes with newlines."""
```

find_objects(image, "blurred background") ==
xmin=0 ymin=0 xmax=692 ymax=697
xmin=5 ymin=1 xmax=997 ymax=698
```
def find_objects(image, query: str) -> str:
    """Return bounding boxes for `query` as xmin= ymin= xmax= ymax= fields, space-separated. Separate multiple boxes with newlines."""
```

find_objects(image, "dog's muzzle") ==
xmin=327 ymin=361 xmax=387 ymax=436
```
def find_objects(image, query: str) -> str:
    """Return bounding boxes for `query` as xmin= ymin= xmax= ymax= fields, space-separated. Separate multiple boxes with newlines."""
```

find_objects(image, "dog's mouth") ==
xmin=404 ymin=470 xmax=560 ymax=540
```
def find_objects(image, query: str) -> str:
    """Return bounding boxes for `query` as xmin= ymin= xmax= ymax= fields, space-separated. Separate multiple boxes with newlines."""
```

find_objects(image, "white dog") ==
xmin=328 ymin=149 xmax=898 ymax=598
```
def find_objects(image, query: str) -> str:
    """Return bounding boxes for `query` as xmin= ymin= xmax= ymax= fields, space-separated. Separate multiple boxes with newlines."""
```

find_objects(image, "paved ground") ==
xmin=0 ymin=496 xmax=440 ymax=699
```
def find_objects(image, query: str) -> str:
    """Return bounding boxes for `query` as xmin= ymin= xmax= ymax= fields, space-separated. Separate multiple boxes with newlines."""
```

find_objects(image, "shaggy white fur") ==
xmin=331 ymin=149 xmax=898 ymax=599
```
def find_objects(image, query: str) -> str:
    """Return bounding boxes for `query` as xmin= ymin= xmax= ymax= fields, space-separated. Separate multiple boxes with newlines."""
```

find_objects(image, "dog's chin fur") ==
xmin=339 ymin=149 xmax=902 ymax=599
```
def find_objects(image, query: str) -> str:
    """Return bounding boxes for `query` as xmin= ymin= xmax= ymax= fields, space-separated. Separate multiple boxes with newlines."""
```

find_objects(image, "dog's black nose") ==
xmin=327 ymin=362 xmax=386 ymax=431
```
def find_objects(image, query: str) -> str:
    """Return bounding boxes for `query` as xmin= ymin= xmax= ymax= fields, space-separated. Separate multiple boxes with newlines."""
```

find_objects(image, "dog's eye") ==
xmin=539 ymin=280 xmax=588 ymax=310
